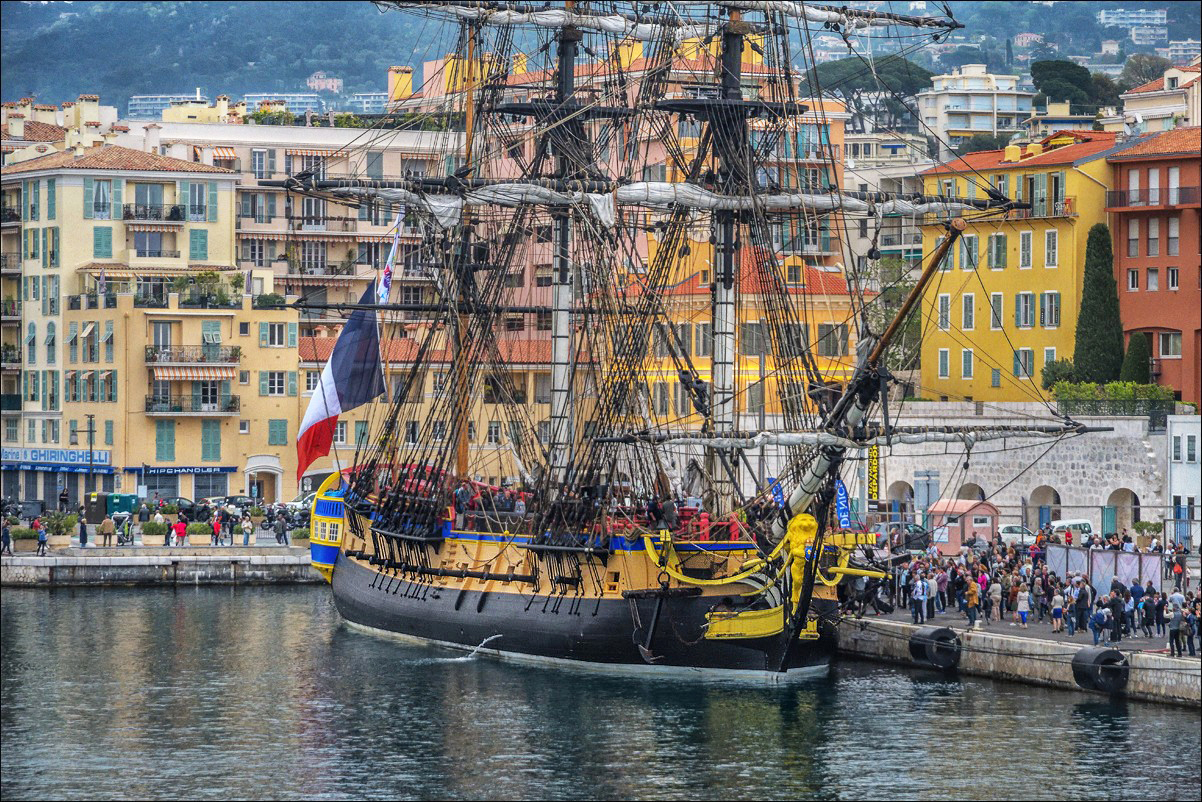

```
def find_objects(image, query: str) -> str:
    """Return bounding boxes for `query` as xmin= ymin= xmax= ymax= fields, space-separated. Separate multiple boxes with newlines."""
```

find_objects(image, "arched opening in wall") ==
xmin=957 ymin=482 xmax=985 ymax=501
xmin=1104 ymin=488 xmax=1141 ymax=534
xmin=887 ymin=480 xmax=915 ymax=522
xmin=1028 ymin=485 xmax=1061 ymax=530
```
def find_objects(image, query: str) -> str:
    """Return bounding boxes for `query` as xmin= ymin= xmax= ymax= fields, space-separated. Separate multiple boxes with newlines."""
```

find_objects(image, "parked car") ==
xmin=1000 ymin=524 xmax=1035 ymax=545
xmin=220 ymin=495 xmax=256 ymax=511
xmin=285 ymin=491 xmax=317 ymax=512
xmin=870 ymin=521 xmax=930 ymax=552
xmin=1050 ymin=518 xmax=1095 ymax=546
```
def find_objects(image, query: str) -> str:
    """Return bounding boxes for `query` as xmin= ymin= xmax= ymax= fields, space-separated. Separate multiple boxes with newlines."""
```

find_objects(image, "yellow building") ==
xmin=1 ymin=143 xmax=298 ymax=504
xmin=918 ymin=131 xmax=1122 ymax=401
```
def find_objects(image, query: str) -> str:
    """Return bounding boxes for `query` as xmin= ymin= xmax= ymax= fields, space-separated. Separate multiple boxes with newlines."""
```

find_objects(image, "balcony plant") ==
xmin=254 ymin=293 xmax=285 ymax=309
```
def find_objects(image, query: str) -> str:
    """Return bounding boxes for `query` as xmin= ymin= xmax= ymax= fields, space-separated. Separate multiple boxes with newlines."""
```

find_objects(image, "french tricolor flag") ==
xmin=296 ymin=285 xmax=386 ymax=479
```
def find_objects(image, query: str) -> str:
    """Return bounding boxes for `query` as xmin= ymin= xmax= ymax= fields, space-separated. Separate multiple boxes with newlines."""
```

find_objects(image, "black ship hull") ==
xmin=330 ymin=552 xmax=837 ymax=679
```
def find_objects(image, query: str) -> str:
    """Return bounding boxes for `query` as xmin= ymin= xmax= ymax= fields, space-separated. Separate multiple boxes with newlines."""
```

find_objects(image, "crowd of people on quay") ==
xmin=847 ymin=525 xmax=1200 ymax=658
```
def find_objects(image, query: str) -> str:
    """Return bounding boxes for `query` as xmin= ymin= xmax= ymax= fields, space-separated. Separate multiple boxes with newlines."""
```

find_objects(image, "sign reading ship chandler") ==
xmin=2 ymin=447 xmax=114 ymax=472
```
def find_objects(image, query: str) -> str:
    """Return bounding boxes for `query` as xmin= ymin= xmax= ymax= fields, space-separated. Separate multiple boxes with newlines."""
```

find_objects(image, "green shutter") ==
xmin=1013 ymin=351 xmax=1021 ymax=377
xmin=1014 ymin=295 xmax=1021 ymax=327
xmin=208 ymin=182 xmax=217 ymax=222
xmin=30 ymin=181 xmax=39 ymax=221
xmin=259 ymin=371 xmax=269 ymax=396
xmin=267 ymin=193 xmax=276 ymax=219
xmin=287 ymin=322 xmax=297 ymax=348
xmin=202 ymin=420 xmax=221 ymax=461
xmin=267 ymin=150 xmax=277 ymax=174
xmin=355 ymin=421 xmax=367 ymax=444
xmin=202 ymin=320 xmax=221 ymax=342
xmin=47 ymin=179 xmax=56 ymax=220
xmin=192 ymin=381 xmax=202 ymax=409
xmin=111 ymin=179 xmax=122 ymax=215
xmin=84 ymin=178 xmax=94 ymax=219
xmin=51 ymin=228 xmax=60 ymax=266
xmin=41 ymin=229 xmax=48 ymax=269
xmin=156 ymin=420 xmax=175 ymax=461
xmin=178 ymin=181 xmax=190 ymax=214
xmin=241 ymin=194 xmax=252 ymax=218
xmin=110 ymin=370 xmax=117 ymax=402
xmin=287 ymin=371 xmax=297 ymax=397
xmin=93 ymin=226 xmax=112 ymax=259
xmin=998 ymin=233 xmax=1006 ymax=268
xmin=259 ymin=322 xmax=269 ymax=347
xmin=220 ymin=379 xmax=231 ymax=403
xmin=189 ymin=229 xmax=208 ymax=261
xmin=104 ymin=420 xmax=113 ymax=445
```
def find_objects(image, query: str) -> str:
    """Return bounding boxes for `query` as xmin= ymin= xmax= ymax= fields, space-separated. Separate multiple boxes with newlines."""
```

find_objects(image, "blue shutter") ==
xmin=208 ymin=182 xmax=218 ymax=222
xmin=192 ymin=381 xmax=201 ymax=410
xmin=287 ymin=322 xmax=297 ymax=348
xmin=1014 ymin=295 xmax=1021 ymax=327
xmin=47 ymin=179 xmax=55 ymax=220
xmin=178 ymin=181 xmax=190 ymax=215
xmin=267 ymin=150 xmax=277 ymax=174
xmin=104 ymin=420 xmax=113 ymax=445
xmin=259 ymin=371 xmax=269 ymax=396
xmin=51 ymin=227 xmax=60 ymax=266
xmin=267 ymin=193 xmax=276 ymax=219
xmin=111 ymin=179 xmax=122 ymax=216
xmin=110 ymin=370 xmax=117 ymax=402
xmin=259 ymin=323 xmax=269 ymax=347
xmin=287 ymin=371 xmax=297 ymax=397
xmin=42 ymin=229 xmax=48 ymax=269
xmin=83 ymin=177 xmax=94 ymax=219
xmin=93 ymin=227 xmax=112 ymax=259
xmin=1013 ymin=351 xmax=1021 ymax=377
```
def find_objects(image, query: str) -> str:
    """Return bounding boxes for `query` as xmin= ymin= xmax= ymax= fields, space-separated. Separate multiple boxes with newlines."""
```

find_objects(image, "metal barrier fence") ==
xmin=1046 ymin=544 xmax=1165 ymax=598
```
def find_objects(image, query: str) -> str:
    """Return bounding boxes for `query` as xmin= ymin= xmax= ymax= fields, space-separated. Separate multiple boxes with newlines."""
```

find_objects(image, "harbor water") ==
xmin=2 ymin=587 xmax=1199 ymax=801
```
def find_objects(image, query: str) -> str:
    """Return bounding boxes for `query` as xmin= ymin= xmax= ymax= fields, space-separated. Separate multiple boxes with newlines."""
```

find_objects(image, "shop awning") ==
xmin=286 ymin=148 xmax=345 ymax=157
xmin=214 ymin=147 xmax=237 ymax=160
xmin=80 ymin=322 xmax=96 ymax=338
xmin=153 ymin=365 xmax=238 ymax=381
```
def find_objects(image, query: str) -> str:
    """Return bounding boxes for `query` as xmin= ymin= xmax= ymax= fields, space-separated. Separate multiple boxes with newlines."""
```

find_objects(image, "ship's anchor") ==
xmin=636 ymin=594 xmax=665 ymax=664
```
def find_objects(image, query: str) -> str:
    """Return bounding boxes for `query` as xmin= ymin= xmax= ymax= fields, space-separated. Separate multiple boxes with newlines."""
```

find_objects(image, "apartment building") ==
xmin=128 ymin=93 xmax=208 ymax=121
xmin=843 ymin=131 xmax=932 ymax=275
xmin=112 ymin=118 xmax=459 ymax=337
xmin=1106 ymin=126 xmax=1202 ymax=404
xmin=1100 ymin=60 xmax=1202 ymax=134
xmin=919 ymin=131 xmax=1127 ymax=401
xmin=915 ymin=64 xmax=1034 ymax=160
xmin=0 ymin=141 xmax=303 ymax=504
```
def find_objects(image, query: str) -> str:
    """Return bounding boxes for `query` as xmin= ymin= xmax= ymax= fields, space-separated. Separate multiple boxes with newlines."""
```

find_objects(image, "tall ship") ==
xmin=285 ymin=1 xmax=1085 ymax=678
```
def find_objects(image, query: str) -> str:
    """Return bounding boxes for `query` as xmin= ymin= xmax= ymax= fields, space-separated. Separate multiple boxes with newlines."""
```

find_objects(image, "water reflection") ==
xmin=2 ymin=587 xmax=1198 ymax=801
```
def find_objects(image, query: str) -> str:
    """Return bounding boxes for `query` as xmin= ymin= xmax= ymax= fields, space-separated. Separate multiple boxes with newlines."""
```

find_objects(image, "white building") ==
xmin=842 ymin=131 xmax=931 ymax=274
xmin=915 ymin=64 xmax=1034 ymax=160
xmin=1169 ymin=40 xmax=1202 ymax=63
xmin=1166 ymin=415 xmax=1200 ymax=548
xmin=128 ymin=93 xmax=208 ymax=121
xmin=242 ymin=94 xmax=326 ymax=115
xmin=1097 ymin=8 xmax=1167 ymax=28
xmin=1131 ymin=26 xmax=1169 ymax=46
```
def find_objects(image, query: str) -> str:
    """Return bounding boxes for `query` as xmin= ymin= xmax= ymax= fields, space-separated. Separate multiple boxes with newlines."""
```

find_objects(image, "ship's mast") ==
xmin=453 ymin=21 xmax=480 ymax=480
xmin=548 ymin=4 xmax=579 ymax=490
xmin=707 ymin=8 xmax=749 ymax=512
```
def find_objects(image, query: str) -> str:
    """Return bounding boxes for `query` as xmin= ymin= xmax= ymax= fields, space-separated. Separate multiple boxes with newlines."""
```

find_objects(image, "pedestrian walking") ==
xmin=36 ymin=521 xmax=48 ymax=556
xmin=137 ymin=502 xmax=151 ymax=541
xmin=1016 ymin=586 xmax=1030 ymax=628
xmin=1050 ymin=589 xmax=1064 ymax=633
xmin=965 ymin=579 xmax=980 ymax=629
xmin=241 ymin=515 xmax=253 ymax=547
xmin=172 ymin=518 xmax=186 ymax=547
xmin=58 ymin=487 xmax=69 ymax=513
xmin=78 ymin=515 xmax=89 ymax=548
xmin=99 ymin=514 xmax=115 ymax=548
xmin=274 ymin=512 xmax=288 ymax=546
xmin=211 ymin=513 xmax=222 ymax=546
xmin=1 ymin=520 xmax=12 ymax=556
xmin=910 ymin=571 xmax=927 ymax=625
xmin=1168 ymin=605 xmax=1185 ymax=657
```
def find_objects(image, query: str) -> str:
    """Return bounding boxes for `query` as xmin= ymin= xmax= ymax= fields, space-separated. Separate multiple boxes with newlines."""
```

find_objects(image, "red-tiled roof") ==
xmin=1107 ymin=126 xmax=1201 ymax=160
xmin=1 ymin=144 xmax=234 ymax=175
xmin=1 ymin=119 xmax=68 ymax=143
xmin=626 ymin=260 xmax=856 ymax=300
xmin=1126 ymin=66 xmax=1200 ymax=95
xmin=922 ymin=130 xmax=1120 ymax=175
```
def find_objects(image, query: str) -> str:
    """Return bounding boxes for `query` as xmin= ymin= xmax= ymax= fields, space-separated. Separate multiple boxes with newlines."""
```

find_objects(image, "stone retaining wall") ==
xmin=838 ymin=618 xmax=1201 ymax=707
xmin=1 ymin=553 xmax=322 ymax=587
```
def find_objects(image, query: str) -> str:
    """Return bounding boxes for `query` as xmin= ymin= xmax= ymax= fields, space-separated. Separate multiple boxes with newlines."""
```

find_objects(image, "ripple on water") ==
xmin=1 ymin=586 xmax=1199 ymax=801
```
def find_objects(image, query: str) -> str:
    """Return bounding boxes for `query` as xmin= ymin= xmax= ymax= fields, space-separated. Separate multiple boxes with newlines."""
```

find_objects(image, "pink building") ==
xmin=927 ymin=500 xmax=1000 ymax=555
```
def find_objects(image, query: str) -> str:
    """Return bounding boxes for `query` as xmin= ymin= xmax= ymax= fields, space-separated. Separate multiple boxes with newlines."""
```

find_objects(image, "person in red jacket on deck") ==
xmin=172 ymin=518 xmax=187 ymax=547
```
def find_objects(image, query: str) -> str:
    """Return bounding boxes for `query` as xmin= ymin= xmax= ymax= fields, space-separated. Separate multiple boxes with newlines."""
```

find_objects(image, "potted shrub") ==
xmin=10 ymin=526 xmax=37 ymax=552
xmin=140 ymin=521 xmax=168 ymax=545
xmin=43 ymin=512 xmax=78 ymax=550
xmin=186 ymin=521 xmax=213 ymax=546
xmin=248 ymin=506 xmax=265 ymax=526
xmin=161 ymin=503 xmax=180 ymax=522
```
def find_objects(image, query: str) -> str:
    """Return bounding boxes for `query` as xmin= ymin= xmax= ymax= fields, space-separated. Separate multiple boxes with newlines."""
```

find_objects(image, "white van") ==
xmin=1050 ymin=518 xmax=1094 ymax=545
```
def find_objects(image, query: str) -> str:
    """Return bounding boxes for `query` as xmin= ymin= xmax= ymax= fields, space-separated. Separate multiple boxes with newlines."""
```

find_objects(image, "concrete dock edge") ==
xmin=837 ymin=617 xmax=1201 ymax=707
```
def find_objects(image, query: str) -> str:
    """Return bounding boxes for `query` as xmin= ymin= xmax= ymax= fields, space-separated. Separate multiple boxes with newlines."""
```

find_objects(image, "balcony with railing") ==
xmin=1 ymin=344 xmax=19 ymax=368
xmin=1105 ymin=186 xmax=1200 ymax=210
xmin=1 ymin=206 xmax=19 ymax=226
xmin=879 ymin=232 xmax=923 ymax=248
xmin=0 ymin=393 xmax=20 ymax=411
xmin=2 ymin=299 xmax=21 ymax=320
xmin=67 ymin=294 xmax=118 ymax=311
xmin=132 ymin=249 xmax=182 ymax=260
xmin=288 ymin=215 xmax=359 ymax=233
xmin=144 ymin=394 xmax=241 ymax=415
xmin=1007 ymin=197 xmax=1077 ymax=220
xmin=0 ymin=253 xmax=18 ymax=274
xmin=145 ymin=345 xmax=241 ymax=364
xmin=123 ymin=203 xmax=187 ymax=223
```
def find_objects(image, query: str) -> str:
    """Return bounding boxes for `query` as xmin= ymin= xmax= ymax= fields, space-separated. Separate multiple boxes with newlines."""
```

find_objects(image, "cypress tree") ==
xmin=1118 ymin=331 xmax=1151 ymax=383
xmin=1072 ymin=223 xmax=1124 ymax=382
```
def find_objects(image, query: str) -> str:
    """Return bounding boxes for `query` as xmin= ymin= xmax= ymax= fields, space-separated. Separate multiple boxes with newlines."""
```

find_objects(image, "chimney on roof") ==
xmin=1003 ymin=144 xmax=1022 ymax=162
xmin=216 ymin=95 xmax=229 ymax=119
xmin=76 ymin=94 xmax=100 ymax=127
xmin=388 ymin=66 xmax=414 ymax=102
xmin=1025 ymin=143 xmax=1043 ymax=158
xmin=9 ymin=114 xmax=24 ymax=139
xmin=144 ymin=123 xmax=161 ymax=154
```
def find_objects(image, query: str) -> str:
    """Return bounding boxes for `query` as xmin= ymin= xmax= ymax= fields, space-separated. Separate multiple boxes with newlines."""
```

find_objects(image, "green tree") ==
xmin=1041 ymin=358 xmax=1076 ymax=390
xmin=1118 ymin=332 xmax=1151 ymax=383
xmin=1118 ymin=54 xmax=1172 ymax=91
xmin=954 ymin=132 xmax=1012 ymax=156
xmin=1072 ymin=224 xmax=1124 ymax=383
xmin=1031 ymin=60 xmax=1093 ymax=96
xmin=1090 ymin=73 xmax=1121 ymax=108
xmin=803 ymin=56 xmax=933 ymax=132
